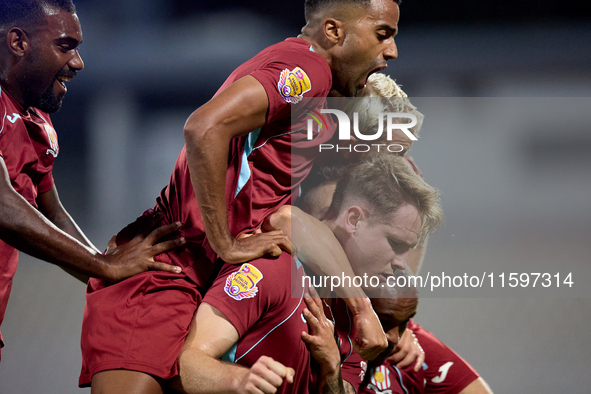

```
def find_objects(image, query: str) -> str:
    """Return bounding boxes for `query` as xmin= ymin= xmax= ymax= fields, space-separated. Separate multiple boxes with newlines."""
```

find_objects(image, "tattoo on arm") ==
xmin=344 ymin=381 xmax=356 ymax=394
xmin=322 ymin=369 xmax=351 ymax=394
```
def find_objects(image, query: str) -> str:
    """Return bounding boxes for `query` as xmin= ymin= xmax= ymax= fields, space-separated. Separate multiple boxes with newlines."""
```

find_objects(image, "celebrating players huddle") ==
xmin=0 ymin=0 xmax=493 ymax=393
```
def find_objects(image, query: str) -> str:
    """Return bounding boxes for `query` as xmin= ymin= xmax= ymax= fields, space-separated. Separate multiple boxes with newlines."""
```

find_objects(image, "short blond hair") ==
xmin=338 ymin=73 xmax=424 ymax=138
xmin=327 ymin=153 xmax=442 ymax=245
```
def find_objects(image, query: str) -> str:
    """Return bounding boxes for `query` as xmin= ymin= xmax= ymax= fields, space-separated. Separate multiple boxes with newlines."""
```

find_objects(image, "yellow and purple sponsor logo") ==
xmin=224 ymin=263 xmax=264 ymax=301
xmin=277 ymin=67 xmax=311 ymax=104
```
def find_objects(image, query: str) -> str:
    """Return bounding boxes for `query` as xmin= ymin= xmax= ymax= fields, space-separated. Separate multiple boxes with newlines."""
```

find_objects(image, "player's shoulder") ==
xmin=211 ymin=253 xmax=300 ymax=313
xmin=259 ymin=38 xmax=330 ymax=74
xmin=217 ymin=253 xmax=294 ymax=291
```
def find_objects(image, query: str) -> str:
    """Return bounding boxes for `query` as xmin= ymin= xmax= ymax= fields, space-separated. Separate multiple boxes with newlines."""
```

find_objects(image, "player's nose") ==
xmin=391 ymin=255 xmax=408 ymax=270
xmin=69 ymin=49 xmax=84 ymax=71
xmin=383 ymin=39 xmax=398 ymax=61
xmin=386 ymin=327 xmax=401 ymax=349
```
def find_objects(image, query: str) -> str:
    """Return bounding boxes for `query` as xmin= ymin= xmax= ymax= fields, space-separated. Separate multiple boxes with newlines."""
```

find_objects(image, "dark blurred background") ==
xmin=0 ymin=1 xmax=590 ymax=392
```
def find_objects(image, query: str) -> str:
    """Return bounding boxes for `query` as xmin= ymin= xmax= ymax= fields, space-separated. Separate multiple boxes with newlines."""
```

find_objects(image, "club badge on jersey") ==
xmin=224 ymin=263 xmax=264 ymax=301
xmin=43 ymin=123 xmax=59 ymax=157
xmin=368 ymin=365 xmax=393 ymax=393
xmin=277 ymin=67 xmax=311 ymax=104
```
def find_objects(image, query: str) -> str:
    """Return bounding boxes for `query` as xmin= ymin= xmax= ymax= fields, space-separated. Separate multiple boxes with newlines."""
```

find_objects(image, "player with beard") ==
xmin=360 ymin=271 xmax=422 ymax=394
xmin=0 ymin=0 xmax=186 ymax=362
xmin=81 ymin=0 xmax=403 ymax=392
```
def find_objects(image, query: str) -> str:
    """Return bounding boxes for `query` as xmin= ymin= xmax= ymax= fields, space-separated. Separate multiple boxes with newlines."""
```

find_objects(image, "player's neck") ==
xmin=0 ymin=81 xmax=27 ymax=112
xmin=297 ymin=32 xmax=332 ymax=69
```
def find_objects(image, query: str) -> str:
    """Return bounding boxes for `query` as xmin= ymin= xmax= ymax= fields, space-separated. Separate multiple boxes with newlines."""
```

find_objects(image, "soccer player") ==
xmin=301 ymin=73 xmax=495 ymax=393
xmin=171 ymin=153 xmax=442 ymax=394
xmin=81 ymin=0 xmax=403 ymax=392
xmin=360 ymin=272 xmax=422 ymax=394
xmin=0 ymin=0 xmax=184 ymax=362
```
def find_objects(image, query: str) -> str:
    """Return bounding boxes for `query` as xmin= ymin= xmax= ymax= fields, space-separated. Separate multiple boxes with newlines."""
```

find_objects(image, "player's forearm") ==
xmin=317 ymin=367 xmax=357 ymax=394
xmin=184 ymin=110 xmax=234 ymax=257
xmin=173 ymin=348 xmax=246 ymax=394
xmin=0 ymin=186 xmax=106 ymax=277
xmin=48 ymin=207 xmax=93 ymax=283
xmin=272 ymin=206 xmax=366 ymax=299
xmin=38 ymin=187 xmax=99 ymax=252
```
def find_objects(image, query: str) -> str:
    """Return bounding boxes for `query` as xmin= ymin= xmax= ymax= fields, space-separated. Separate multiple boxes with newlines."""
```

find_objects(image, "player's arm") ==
xmin=183 ymin=75 xmax=291 ymax=265
xmin=387 ymin=328 xmax=425 ymax=372
xmin=171 ymin=302 xmax=294 ymax=394
xmin=0 ymin=157 xmax=184 ymax=282
xmin=302 ymin=292 xmax=356 ymax=394
xmin=264 ymin=205 xmax=388 ymax=361
xmin=36 ymin=184 xmax=99 ymax=282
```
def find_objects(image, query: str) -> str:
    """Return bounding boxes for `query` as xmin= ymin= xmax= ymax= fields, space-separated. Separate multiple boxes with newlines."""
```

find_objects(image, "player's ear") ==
xmin=344 ymin=205 xmax=364 ymax=234
xmin=7 ymin=28 xmax=29 ymax=57
xmin=322 ymin=18 xmax=344 ymax=44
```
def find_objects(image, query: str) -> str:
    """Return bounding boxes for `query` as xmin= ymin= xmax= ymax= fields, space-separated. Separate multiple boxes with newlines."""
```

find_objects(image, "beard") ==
xmin=35 ymin=80 xmax=64 ymax=114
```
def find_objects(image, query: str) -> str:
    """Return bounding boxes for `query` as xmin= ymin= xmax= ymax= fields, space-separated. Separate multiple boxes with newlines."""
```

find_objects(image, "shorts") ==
xmin=79 ymin=270 xmax=202 ymax=386
xmin=79 ymin=208 xmax=222 ymax=386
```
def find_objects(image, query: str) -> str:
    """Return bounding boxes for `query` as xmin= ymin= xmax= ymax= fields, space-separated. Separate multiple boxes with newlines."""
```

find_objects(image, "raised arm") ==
xmin=183 ymin=75 xmax=290 ymax=264
xmin=171 ymin=303 xmax=294 ymax=394
xmin=264 ymin=205 xmax=387 ymax=360
xmin=0 ymin=157 xmax=185 ymax=282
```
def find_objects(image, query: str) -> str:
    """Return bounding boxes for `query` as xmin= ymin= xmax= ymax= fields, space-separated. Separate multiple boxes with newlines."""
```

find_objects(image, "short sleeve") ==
xmin=409 ymin=320 xmax=479 ymax=394
xmin=249 ymin=52 xmax=332 ymax=125
xmin=203 ymin=253 xmax=294 ymax=337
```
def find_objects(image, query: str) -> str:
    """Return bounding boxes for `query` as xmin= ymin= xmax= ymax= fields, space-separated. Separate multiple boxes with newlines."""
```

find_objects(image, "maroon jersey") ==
xmin=309 ymin=297 xmax=366 ymax=392
xmin=203 ymin=253 xmax=310 ymax=393
xmin=80 ymin=37 xmax=335 ymax=385
xmin=361 ymin=361 xmax=425 ymax=394
xmin=154 ymin=37 xmax=334 ymax=289
xmin=0 ymin=85 xmax=57 ymax=358
xmin=407 ymin=320 xmax=479 ymax=394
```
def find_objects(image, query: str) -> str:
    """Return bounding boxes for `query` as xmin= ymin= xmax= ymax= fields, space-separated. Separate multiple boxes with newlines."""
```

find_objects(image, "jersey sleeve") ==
xmin=409 ymin=320 xmax=479 ymax=394
xmin=203 ymin=253 xmax=294 ymax=337
xmin=249 ymin=51 xmax=332 ymax=125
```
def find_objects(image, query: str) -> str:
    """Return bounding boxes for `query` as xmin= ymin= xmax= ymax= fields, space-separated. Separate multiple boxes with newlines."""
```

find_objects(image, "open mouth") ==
xmin=368 ymin=65 xmax=387 ymax=81
xmin=56 ymin=75 xmax=73 ymax=91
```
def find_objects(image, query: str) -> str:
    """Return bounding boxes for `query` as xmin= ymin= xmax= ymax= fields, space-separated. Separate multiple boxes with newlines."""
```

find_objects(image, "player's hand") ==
xmin=100 ymin=215 xmax=185 ymax=282
xmin=301 ymin=287 xmax=340 ymax=373
xmin=386 ymin=328 xmax=424 ymax=372
xmin=350 ymin=299 xmax=388 ymax=360
xmin=220 ymin=230 xmax=292 ymax=265
xmin=237 ymin=355 xmax=295 ymax=394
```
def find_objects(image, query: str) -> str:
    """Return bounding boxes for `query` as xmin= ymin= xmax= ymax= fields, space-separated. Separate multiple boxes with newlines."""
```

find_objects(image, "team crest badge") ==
xmin=224 ymin=263 xmax=264 ymax=301
xmin=368 ymin=365 xmax=392 ymax=393
xmin=43 ymin=123 xmax=59 ymax=158
xmin=277 ymin=67 xmax=311 ymax=104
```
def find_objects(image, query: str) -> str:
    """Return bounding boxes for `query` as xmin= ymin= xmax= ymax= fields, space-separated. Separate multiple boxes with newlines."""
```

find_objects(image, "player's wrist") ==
xmin=346 ymin=296 xmax=373 ymax=316
xmin=319 ymin=356 xmax=341 ymax=377
xmin=210 ymin=232 xmax=235 ymax=260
